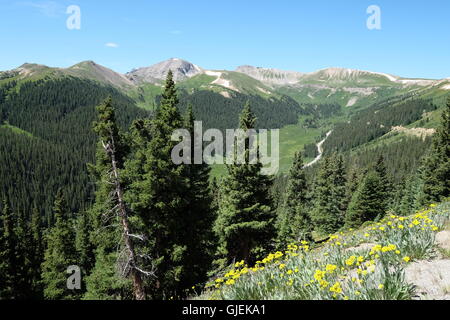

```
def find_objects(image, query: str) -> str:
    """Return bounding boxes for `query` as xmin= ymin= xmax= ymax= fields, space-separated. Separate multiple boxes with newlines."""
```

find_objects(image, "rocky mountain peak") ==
xmin=126 ymin=58 xmax=203 ymax=84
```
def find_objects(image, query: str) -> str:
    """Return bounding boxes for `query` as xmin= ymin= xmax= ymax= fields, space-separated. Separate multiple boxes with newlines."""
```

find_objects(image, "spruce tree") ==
xmin=29 ymin=207 xmax=44 ymax=298
xmin=126 ymin=70 xmax=190 ymax=298
xmin=14 ymin=210 xmax=34 ymax=298
xmin=344 ymin=168 xmax=361 ymax=215
xmin=330 ymin=154 xmax=347 ymax=223
xmin=398 ymin=174 xmax=422 ymax=216
xmin=210 ymin=177 xmax=221 ymax=213
xmin=215 ymin=102 xmax=275 ymax=266
xmin=41 ymin=191 xmax=79 ymax=300
xmin=0 ymin=200 xmax=19 ymax=299
xmin=311 ymin=156 xmax=343 ymax=235
xmin=85 ymin=97 xmax=145 ymax=300
xmin=178 ymin=104 xmax=216 ymax=289
xmin=345 ymin=170 xmax=384 ymax=228
xmin=277 ymin=151 xmax=312 ymax=244
xmin=75 ymin=211 xmax=94 ymax=290
xmin=420 ymin=98 xmax=450 ymax=204
xmin=374 ymin=155 xmax=391 ymax=215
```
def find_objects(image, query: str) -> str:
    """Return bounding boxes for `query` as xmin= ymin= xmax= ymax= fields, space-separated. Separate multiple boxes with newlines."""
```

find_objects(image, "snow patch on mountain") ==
xmin=205 ymin=70 xmax=222 ymax=78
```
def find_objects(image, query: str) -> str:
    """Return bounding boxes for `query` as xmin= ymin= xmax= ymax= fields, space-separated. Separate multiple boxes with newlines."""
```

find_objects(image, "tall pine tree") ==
xmin=215 ymin=102 xmax=275 ymax=266
xmin=345 ymin=170 xmax=384 ymax=228
xmin=0 ymin=200 xmax=20 ymax=299
xmin=126 ymin=70 xmax=192 ymax=299
xmin=85 ymin=97 xmax=146 ymax=300
xmin=29 ymin=206 xmax=44 ymax=298
xmin=420 ymin=98 xmax=450 ymax=204
xmin=41 ymin=191 xmax=79 ymax=300
xmin=178 ymin=104 xmax=216 ymax=290
xmin=374 ymin=155 xmax=391 ymax=215
xmin=277 ymin=151 xmax=312 ymax=244
xmin=311 ymin=156 xmax=344 ymax=235
xmin=330 ymin=154 xmax=347 ymax=224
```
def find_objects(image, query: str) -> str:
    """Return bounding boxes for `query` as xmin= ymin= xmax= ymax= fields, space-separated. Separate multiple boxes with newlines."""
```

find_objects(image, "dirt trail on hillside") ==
xmin=304 ymin=131 xmax=332 ymax=168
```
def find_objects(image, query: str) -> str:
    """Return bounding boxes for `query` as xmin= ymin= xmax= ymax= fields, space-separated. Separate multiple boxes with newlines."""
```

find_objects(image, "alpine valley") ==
xmin=0 ymin=57 xmax=449 ymax=300
xmin=1 ymin=58 xmax=448 ymax=216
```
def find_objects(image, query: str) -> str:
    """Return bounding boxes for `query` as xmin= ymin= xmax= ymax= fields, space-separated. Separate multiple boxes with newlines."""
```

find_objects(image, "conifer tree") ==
xmin=398 ymin=174 xmax=422 ymax=216
xmin=210 ymin=177 xmax=221 ymax=213
xmin=215 ymin=102 xmax=275 ymax=266
xmin=311 ymin=156 xmax=343 ymax=235
xmin=0 ymin=200 xmax=19 ymax=299
xmin=277 ymin=152 xmax=312 ymax=244
xmin=330 ymin=154 xmax=347 ymax=223
xmin=178 ymin=104 xmax=216 ymax=289
xmin=75 ymin=211 xmax=94 ymax=289
xmin=344 ymin=168 xmax=361 ymax=215
xmin=374 ymin=155 xmax=391 ymax=214
xmin=345 ymin=171 xmax=384 ymax=228
xmin=126 ymin=70 xmax=191 ymax=298
xmin=14 ymin=210 xmax=34 ymax=298
xmin=420 ymin=98 xmax=450 ymax=204
xmin=85 ymin=97 xmax=146 ymax=300
xmin=29 ymin=206 xmax=44 ymax=298
xmin=41 ymin=191 xmax=79 ymax=300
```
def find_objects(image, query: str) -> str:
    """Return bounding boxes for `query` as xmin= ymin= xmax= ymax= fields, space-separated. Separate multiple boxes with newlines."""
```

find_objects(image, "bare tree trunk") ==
xmin=105 ymin=136 xmax=146 ymax=300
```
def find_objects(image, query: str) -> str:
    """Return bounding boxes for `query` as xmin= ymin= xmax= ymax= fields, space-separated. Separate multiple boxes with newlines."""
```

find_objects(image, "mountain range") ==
xmin=2 ymin=58 xmax=449 ymax=108
xmin=1 ymin=56 xmax=449 ymax=220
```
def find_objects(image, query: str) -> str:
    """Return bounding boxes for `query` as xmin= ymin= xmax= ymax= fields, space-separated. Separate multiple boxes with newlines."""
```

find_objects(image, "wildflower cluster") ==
xmin=200 ymin=202 xmax=450 ymax=301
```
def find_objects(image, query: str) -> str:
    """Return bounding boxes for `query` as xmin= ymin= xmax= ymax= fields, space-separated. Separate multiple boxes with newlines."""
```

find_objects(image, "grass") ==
xmin=277 ymin=123 xmax=323 ymax=173
xmin=127 ymin=83 xmax=163 ymax=110
xmin=199 ymin=201 xmax=450 ymax=300
xmin=209 ymin=123 xmax=324 ymax=178
xmin=178 ymin=74 xmax=216 ymax=91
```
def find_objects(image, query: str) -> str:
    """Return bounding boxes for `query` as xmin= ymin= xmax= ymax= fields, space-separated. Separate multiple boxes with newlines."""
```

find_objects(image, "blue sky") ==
xmin=0 ymin=0 xmax=449 ymax=79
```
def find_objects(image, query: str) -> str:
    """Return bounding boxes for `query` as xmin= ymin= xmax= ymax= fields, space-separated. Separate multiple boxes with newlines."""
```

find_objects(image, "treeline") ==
xmin=345 ymin=135 xmax=433 ymax=183
xmin=0 ymin=76 xmax=305 ymax=218
xmin=0 ymin=77 xmax=149 ymax=217
xmin=278 ymin=98 xmax=449 ymax=240
xmin=166 ymin=89 xmax=302 ymax=131
xmin=301 ymin=103 xmax=342 ymax=128
xmin=323 ymin=99 xmax=438 ymax=152
xmin=0 ymin=73 xmax=448 ymax=300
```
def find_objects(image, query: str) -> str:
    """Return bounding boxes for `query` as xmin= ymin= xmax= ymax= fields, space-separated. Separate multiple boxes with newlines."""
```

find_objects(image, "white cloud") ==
xmin=105 ymin=42 xmax=119 ymax=48
xmin=18 ymin=1 xmax=65 ymax=17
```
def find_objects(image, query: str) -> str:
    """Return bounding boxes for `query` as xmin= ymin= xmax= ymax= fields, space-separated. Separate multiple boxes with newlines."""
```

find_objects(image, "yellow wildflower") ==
xmin=325 ymin=264 xmax=337 ymax=273
xmin=226 ymin=279 xmax=235 ymax=286
xmin=330 ymin=282 xmax=342 ymax=294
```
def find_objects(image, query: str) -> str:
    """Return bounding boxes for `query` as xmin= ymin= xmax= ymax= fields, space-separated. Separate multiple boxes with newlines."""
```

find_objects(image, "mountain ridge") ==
xmin=2 ymin=58 xmax=446 ymax=86
xmin=2 ymin=58 xmax=449 ymax=108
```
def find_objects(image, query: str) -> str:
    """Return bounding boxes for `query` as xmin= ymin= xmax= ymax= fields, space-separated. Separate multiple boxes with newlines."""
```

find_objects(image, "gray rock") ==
xmin=436 ymin=230 xmax=450 ymax=251
xmin=235 ymin=65 xmax=303 ymax=86
xmin=405 ymin=259 xmax=450 ymax=300
xmin=127 ymin=58 xmax=203 ymax=84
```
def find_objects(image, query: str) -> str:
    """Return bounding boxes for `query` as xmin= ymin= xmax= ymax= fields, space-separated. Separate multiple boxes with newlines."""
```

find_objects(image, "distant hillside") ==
xmin=2 ymin=58 xmax=449 ymax=111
